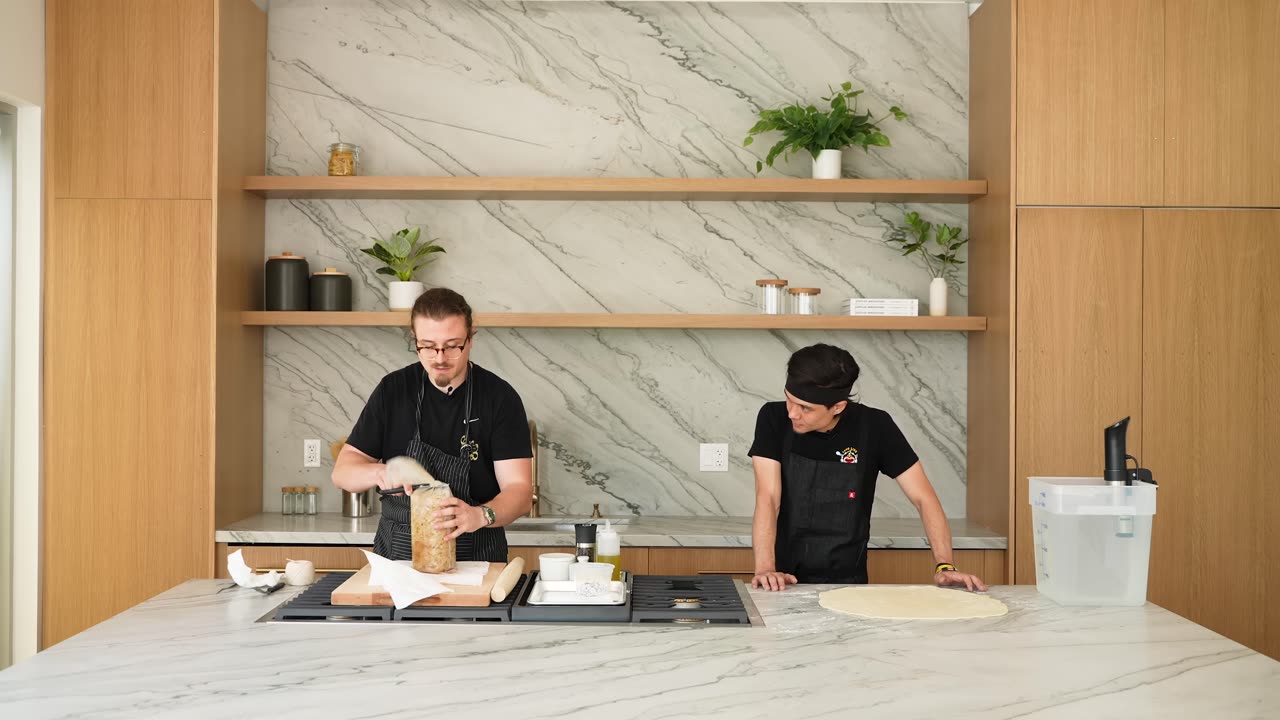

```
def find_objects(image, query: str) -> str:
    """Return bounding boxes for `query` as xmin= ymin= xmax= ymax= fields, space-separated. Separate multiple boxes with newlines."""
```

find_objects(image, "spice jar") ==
xmin=265 ymin=252 xmax=310 ymax=311
xmin=305 ymin=486 xmax=319 ymax=515
xmin=281 ymin=486 xmax=296 ymax=515
xmin=788 ymin=287 xmax=821 ymax=315
xmin=756 ymin=279 xmax=788 ymax=315
xmin=327 ymin=142 xmax=360 ymax=176
xmin=310 ymin=267 xmax=352 ymax=312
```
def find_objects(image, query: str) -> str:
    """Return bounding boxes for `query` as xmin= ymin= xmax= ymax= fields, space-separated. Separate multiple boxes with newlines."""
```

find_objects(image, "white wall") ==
xmin=0 ymin=0 xmax=44 ymax=667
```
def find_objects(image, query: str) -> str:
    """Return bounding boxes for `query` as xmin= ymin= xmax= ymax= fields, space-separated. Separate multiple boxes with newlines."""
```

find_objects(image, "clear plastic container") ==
xmin=756 ymin=279 xmax=788 ymax=314
xmin=1029 ymin=476 xmax=1157 ymax=606
xmin=788 ymin=287 xmax=820 ymax=315
xmin=411 ymin=484 xmax=457 ymax=573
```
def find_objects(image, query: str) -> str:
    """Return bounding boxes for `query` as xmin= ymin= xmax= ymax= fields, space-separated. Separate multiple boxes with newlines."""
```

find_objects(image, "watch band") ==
xmin=935 ymin=562 xmax=957 ymax=574
xmin=481 ymin=505 xmax=496 ymax=526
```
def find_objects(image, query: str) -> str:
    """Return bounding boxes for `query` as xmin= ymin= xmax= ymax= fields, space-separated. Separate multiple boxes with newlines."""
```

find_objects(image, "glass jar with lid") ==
xmin=305 ymin=486 xmax=319 ymax=515
xmin=756 ymin=279 xmax=788 ymax=315
xmin=281 ymin=486 xmax=296 ymax=515
xmin=788 ymin=287 xmax=821 ymax=315
xmin=327 ymin=142 xmax=360 ymax=176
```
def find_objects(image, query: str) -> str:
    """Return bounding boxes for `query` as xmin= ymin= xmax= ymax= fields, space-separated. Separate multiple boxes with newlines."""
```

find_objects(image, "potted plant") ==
xmin=744 ymin=82 xmax=907 ymax=179
xmin=361 ymin=227 xmax=446 ymax=310
xmin=885 ymin=211 xmax=968 ymax=316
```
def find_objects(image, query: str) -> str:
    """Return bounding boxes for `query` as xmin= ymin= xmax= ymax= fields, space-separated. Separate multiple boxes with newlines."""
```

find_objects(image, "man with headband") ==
xmin=747 ymin=343 xmax=987 ymax=592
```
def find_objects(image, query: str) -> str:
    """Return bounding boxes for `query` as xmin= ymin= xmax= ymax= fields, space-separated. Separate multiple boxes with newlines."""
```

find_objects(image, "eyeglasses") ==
xmin=415 ymin=338 xmax=469 ymax=359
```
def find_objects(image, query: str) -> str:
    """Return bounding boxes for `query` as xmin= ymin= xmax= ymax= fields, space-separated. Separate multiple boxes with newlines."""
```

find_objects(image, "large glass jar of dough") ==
xmin=411 ymin=484 xmax=457 ymax=573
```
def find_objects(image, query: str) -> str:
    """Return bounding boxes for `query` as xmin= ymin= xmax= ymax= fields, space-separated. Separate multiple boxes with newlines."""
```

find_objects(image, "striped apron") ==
xmin=373 ymin=365 xmax=508 ymax=562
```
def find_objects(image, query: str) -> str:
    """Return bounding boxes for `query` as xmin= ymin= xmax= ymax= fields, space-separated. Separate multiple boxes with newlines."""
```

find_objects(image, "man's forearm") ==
xmin=916 ymin=495 xmax=955 ymax=566
xmin=753 ymin=500 xmax=779 ymax=573
xmin=484 ymin=484 xmax=533 ymax=527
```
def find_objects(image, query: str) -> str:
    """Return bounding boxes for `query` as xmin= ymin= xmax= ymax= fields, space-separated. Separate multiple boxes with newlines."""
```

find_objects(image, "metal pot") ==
xmin=342 ymin=488 xmax=378 ymax=518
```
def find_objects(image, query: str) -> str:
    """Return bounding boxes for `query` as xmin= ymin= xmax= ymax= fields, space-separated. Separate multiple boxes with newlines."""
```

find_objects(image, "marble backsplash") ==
xmin=261 ymin=0 xmax=970 ymax=518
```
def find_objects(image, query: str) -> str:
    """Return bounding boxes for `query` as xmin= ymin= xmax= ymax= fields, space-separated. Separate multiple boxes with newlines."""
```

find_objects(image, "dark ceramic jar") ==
xmin=265 ymin=252 xmax=310 ymax=311
xmin=310 ymin=267 xmax=352 ymax=312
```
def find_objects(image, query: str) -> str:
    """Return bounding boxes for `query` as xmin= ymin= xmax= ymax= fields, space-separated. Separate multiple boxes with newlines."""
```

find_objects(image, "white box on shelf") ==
xmin=845 ymin=298 xmax=919 ymax=316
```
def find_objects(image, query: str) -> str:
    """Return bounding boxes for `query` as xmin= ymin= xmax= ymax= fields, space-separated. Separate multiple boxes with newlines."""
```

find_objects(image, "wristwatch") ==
xmin=480 ymin=505 xmax=496 ymax=527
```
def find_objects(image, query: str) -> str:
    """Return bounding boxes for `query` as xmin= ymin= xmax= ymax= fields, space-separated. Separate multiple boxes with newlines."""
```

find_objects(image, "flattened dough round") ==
xmin=818 ymin=585 xmax=1008 ymax=620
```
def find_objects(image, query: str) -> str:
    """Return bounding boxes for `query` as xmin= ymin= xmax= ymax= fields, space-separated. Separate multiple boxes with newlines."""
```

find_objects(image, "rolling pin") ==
xmin=491 ymin=557 xmax=525 ymax=602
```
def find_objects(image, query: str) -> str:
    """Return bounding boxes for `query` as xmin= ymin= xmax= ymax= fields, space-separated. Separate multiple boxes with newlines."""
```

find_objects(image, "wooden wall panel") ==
xmin=43 ymin=200 xmax=214 ymax=647
xmin=1016 ymin=0 xmax=1163 ymax=206
xmin=966 ymin=0 xmax=1015 ymax=570
xmin=1014 ymin=208 xmax=1144 ymax=584
xmin=1143 ymin=209 xmax=1279 ymax=659
xmin=50 ymin=0 xmax=214 ymax=199
xmin=1165 ymin=1 xmax=1280 ymax=207
xmin=213 ymin=0 xmax=267 ymax=531
xmin=215 ymin=544 xmax=373 ymax=576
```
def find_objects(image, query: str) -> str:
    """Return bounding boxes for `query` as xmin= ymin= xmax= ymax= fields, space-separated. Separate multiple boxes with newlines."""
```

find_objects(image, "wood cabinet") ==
xmin=42 ymin=0 xmax=266 ymax=648
xmin=1164 ymin=0 xmax=1280 ymax=206
xmin=1016 ymin=0 xmax=1163 ymax=206
xmin=215 ymin=545 xmax=373 ymax=577
xmin=1013 ymin=208 xmax=1144 ymax=583
xmin=1141 ymin=209 xmax=1280 ymax=659
xmin=647 ymin=548 xmax=1006 ymax=585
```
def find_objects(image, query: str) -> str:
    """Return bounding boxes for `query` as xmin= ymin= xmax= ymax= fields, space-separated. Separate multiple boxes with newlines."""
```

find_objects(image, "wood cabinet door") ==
xmin=1142 ymin=209 xmax=1280 ymax=659
xmin=215 ymin=545 xmax=373 ymax=577
xmin=1016 ymin=0 xmax=1163 ymax=205
xmin=867 ymin=550 xmax=1006 ymax=585
xmin=648 ymin=548 xmax=755 ymax=581
xmin=1014 ymin=208 xmax=1144 ymax=583
xmin=1165 ymin=0 xmax=1280 ymax=207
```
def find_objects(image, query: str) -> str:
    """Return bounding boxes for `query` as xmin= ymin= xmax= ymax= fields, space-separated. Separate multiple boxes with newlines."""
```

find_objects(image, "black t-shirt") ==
xmin=346 ymin=362 xmax=532 ymax=503
xmin=747 ymin=401 xmax=919 ymax=479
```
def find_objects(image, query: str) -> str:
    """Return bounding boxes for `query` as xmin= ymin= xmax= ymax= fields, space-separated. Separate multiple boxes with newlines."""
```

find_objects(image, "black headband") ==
xmin=785 ymin=381 xmax=851 ymax=407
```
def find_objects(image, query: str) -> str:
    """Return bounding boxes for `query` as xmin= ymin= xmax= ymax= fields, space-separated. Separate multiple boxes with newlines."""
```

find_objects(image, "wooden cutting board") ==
xmin=330 ymin=563 xmax=506 ymax=607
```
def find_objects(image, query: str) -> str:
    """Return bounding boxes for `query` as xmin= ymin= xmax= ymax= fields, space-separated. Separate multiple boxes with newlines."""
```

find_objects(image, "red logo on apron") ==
xmin=848 ymin=491 xmax=857 ymax=499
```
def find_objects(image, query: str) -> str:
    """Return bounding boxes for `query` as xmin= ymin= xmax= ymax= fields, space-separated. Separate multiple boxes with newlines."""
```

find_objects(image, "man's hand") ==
xmin=751 ymin=571 xmax=798 ymax=592
xmin=433 ymin=497 xmax=487 ymax=540
xmin=934 ymin=569 xmax=988 ymax=592
xmin=369 ymin=465 xmax=414 ymax=496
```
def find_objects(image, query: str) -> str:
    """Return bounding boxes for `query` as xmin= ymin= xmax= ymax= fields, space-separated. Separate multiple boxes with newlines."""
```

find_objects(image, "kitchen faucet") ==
xmin=528 ymin=418 xmax=540 ymax=518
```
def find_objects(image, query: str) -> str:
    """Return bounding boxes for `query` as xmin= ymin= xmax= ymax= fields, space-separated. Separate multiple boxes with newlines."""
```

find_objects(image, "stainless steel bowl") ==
xmin=342 ymin=488 xmax=378 ymax=518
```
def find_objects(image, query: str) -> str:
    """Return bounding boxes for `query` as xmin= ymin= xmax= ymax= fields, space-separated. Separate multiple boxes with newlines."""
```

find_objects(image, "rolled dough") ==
xmin=818 ymin=585 xmax=1008 ymax=620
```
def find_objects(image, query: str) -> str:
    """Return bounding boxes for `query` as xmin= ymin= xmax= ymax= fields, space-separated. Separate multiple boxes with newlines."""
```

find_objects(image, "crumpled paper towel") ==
xmin=361 ymin=550 xmax=452 ymax=609
xmin=227 ymin=549 xmax=281 ymax=589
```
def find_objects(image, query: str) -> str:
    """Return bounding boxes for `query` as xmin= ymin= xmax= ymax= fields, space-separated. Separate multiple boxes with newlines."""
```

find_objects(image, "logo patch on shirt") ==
xmin=848 ymin=491 xmax=858 ymax=499
xmin=836 ymin=447 xmax=859 ymax=464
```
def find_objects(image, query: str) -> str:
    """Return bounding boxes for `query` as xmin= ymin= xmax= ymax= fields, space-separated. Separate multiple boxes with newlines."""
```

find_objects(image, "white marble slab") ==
xmin=215 ymin=512 xmax=1006 ymax=549
xmin=0 ymin=580 xmax=1274 ymax=719
xmin=261 ymin=1 xmax=974 ymax=520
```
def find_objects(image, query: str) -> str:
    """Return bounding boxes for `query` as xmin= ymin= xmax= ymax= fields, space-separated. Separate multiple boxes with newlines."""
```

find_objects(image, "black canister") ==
xmin=265 ymin=252 xmax=310 ymax=311
xmin=575 ymin=523 xmax=597 ymax=562
xmin=310 ymin=267 xmax=352 ymax=311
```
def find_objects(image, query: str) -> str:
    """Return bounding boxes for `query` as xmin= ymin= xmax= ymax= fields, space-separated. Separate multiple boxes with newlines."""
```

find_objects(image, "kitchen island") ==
xmin=0 ymin=580 xmax=1274 ymax=719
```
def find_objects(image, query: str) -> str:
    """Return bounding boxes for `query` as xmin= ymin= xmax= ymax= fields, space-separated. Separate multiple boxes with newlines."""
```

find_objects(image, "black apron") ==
xmin=373 ymin=365 xmax=508 ymax=562
xmin=774 ymin=409 xmax=875 ymax=584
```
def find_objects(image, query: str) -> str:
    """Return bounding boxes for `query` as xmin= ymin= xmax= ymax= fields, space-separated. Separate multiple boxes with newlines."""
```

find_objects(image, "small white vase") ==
xmin=388 ymin=281 xmax=425 ymax=311
xmin=929 ymin=277 xmax=949 ymax=317
xmin=812 ymin=149 xmax=843 ymax=179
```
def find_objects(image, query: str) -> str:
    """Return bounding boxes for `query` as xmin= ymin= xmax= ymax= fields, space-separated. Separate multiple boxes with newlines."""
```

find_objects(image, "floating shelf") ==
xmin=242 ymin=311 xmax=987 ymax=331
xmin=242 ymin=176 xmax=987 ymax=203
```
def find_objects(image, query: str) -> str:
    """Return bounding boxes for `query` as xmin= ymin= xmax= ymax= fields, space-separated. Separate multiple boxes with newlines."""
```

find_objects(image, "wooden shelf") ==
xmin=242 ymin=176 xmax=987 ymax=203
xmin=241 ymin=311 xmax=987 ymax=331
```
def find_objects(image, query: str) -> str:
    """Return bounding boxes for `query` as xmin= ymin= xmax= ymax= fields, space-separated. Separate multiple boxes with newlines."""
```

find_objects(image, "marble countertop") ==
xmin=1 ymin=580 xmax=1274 ymax=719
xmin=215 ymin=513 xmax=1007 ymax=549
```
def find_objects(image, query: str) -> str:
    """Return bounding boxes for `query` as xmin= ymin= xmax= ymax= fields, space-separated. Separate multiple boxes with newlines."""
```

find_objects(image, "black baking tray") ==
xmin=510 ymin=570 xmax=633 ymax=623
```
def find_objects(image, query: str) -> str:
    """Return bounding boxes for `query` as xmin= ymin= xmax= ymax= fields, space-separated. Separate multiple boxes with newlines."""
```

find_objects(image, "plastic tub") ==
xmin=1028 ymin=476 xmax=1157 ymax=606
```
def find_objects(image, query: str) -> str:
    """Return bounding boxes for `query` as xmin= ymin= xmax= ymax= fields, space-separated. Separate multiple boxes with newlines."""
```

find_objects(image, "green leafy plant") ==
xmin=886 ymin=211 xmax=968 ymax=284
xmin=361 ymin=227 xmax=445 ymax=282
xmin=743 ymin=82 xmax=908 ymax=173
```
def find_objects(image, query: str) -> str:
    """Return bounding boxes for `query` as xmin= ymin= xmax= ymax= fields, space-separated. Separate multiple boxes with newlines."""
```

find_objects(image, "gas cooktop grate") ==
xmin=629 ymin=575 xmax=751 ymax=624
xmin=271 ymin=572 xmax=527 ymax=623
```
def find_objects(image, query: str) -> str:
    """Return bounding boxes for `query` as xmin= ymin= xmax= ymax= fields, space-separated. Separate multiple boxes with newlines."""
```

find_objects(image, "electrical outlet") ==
xmin=303 ymin=439 xmax=322 ymax=468
xmin=699 ymin=443 xmax=729 ymax=472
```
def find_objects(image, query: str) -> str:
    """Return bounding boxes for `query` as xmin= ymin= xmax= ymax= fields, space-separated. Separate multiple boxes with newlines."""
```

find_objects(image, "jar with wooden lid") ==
xmin=310 ymin=267 xmax=352 ymax=311
xmin=788 ymin=287 xmax=821 ymax=315
xmin=756 ymin=279 xmax=788 ymax=315
xmin=327 ymin=142 xmax=360 ymax=176
xmin=265 ymin=252 xmax=310 ymax=311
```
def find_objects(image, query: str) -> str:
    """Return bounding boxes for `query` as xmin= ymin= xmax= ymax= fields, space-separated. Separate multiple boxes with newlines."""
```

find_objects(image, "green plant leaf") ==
xmin=889 ymin=106 xmax=907 ymax=121
xmin=840 ymin=81 xmax=852 ymax=92
xmin=868 ymin=131 xmax=891 ymax=147
xmin=743 ymin=136 xmax=754 ymax=147
xmin=375 ymin=267 xmax=396 ymax=276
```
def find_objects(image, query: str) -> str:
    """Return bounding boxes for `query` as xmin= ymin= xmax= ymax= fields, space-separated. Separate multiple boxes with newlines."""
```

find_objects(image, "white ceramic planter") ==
xmin=388 ymin=281 xmax=425 ymax=311
xmin=929 ymin=277 xmax=949 ymax=317
xmin=812 ymin=149 xmax=843 ymax=179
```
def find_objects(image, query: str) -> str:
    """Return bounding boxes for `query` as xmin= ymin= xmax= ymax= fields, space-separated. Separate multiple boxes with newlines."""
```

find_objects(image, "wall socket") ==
xmin=303 ymin=439 xmax=322 ymax=467
xmin=699 ymin=443 xmax=729 ymax=472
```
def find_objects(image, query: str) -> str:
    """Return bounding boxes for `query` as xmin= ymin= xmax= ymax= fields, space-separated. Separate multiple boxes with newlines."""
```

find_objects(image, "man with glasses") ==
xmin=332 ymin=288 xmax=534 ymax=562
